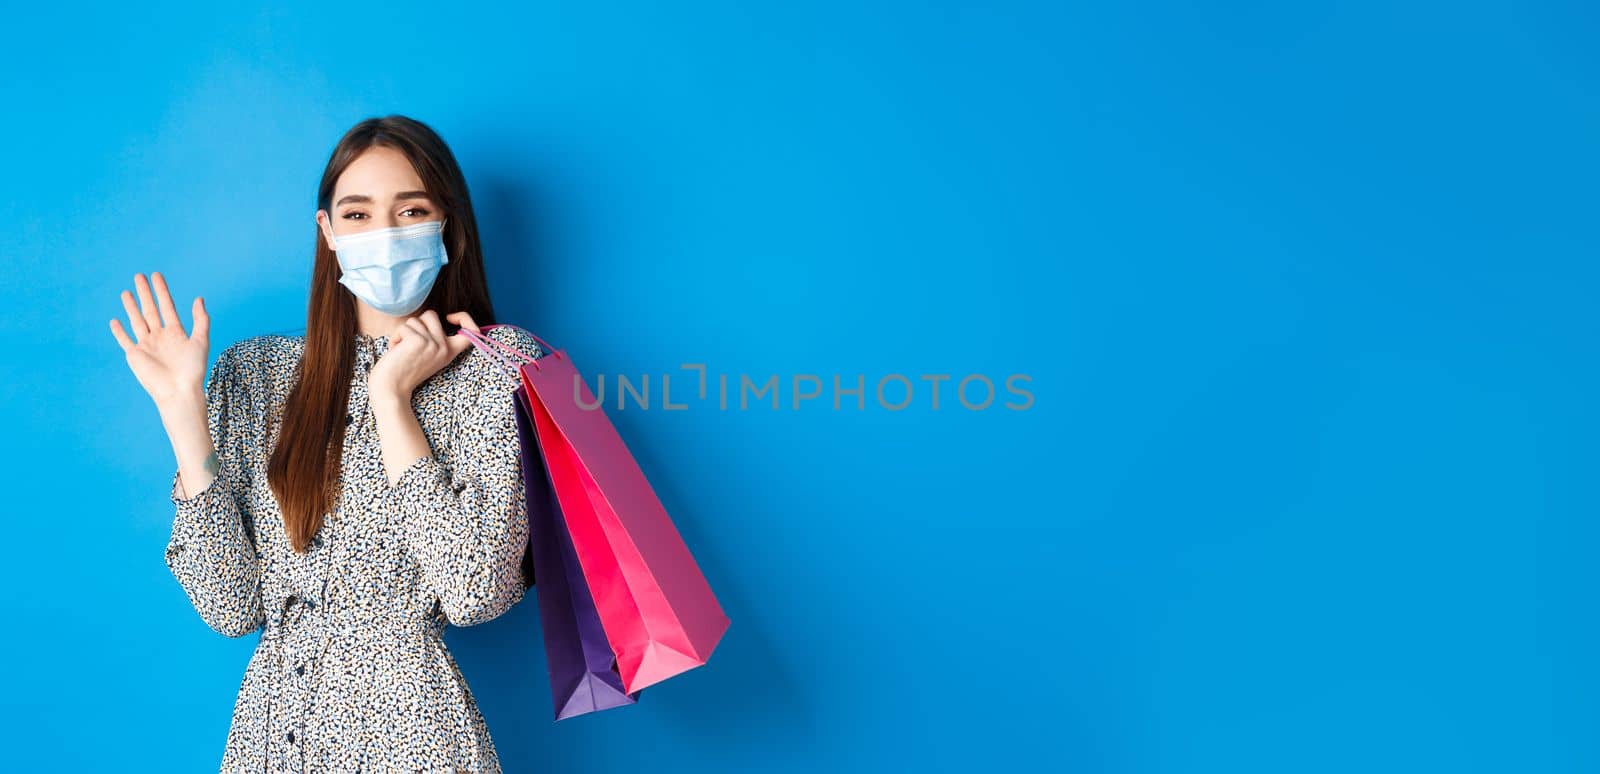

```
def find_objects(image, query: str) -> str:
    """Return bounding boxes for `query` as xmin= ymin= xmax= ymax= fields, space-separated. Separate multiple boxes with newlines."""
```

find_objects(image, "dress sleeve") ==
xmin=385 ymin=330 xmax=540 ymax=627
xmin=164 ymin=342 xmax=265 ymax=638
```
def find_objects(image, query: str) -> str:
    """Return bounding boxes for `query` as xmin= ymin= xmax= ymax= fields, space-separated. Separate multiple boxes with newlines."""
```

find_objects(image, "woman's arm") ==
xmin=162 ymin=343 xmax=265 ymax=637
xmin=372 ymin=327 xmax=538 ymax=627
xmin=162 ymin=372 xmax=217 ymax=500
xmin=372 ymin=381 xmax=530 ymax=627
xmin=110 ymin=272 xmax=263 ymax=637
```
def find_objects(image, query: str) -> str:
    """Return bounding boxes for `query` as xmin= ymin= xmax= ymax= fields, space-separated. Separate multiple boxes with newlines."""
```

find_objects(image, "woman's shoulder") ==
xmin=453 ymin=324 xmax=546 ymax=399
xmin=222 ymin=332 xmax=304 ymax=357
xmin=219 ymin=333 xmax=303 ymax=367
xmin=477 ymin=324 xmax=546 ymax=362
xmin=214 ymin=333 xmax=304 ymax=396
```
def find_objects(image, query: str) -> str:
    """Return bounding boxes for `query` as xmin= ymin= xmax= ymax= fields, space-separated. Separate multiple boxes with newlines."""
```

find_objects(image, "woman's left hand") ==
xmin=368 ymin=309 xmax=480 ymax=406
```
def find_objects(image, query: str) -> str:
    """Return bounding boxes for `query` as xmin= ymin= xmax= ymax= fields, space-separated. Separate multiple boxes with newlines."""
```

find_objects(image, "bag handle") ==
xmin=454 ymin=323 xmax=550 ymax=375
xmin=479 ymin=322 xmax=556 ymax=359
xmin=456 ymin=327 xmax=523 ymax=374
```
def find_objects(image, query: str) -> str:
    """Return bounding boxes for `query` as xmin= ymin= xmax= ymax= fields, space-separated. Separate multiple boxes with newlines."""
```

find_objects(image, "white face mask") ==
xmin=328 ymin=218 xmax=450 ymax=316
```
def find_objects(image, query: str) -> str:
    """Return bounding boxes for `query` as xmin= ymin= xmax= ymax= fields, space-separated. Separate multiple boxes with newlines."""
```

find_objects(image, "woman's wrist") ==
xmin=367 ymin=388 xmax=433 ymax=486
xmin=158 ymin=387 xmax=210 ymax=458
xmin=368 ymin=387 xmax=413 ymax=415
xmin=155 ymin=385 xmax=207 ymax=420
xmin=159 ymin=387 xmax=219 ymax=499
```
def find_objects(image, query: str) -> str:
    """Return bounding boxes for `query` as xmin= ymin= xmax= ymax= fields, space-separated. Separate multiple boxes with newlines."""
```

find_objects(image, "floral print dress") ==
xmin=164 ymin=324 xmax=544 ymax=772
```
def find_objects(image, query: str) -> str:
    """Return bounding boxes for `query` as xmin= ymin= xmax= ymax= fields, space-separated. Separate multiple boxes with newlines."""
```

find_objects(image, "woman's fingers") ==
xmin=191 ymin=296 xmax=210 ymax=344
xmin=402 ymin=316 xmax=431 ymax=348
xmin=151 ymin=271 xmax=182 ymax=333
xmin=109 ymin=318 xmax=136 ymax=351
xmin=442 ymin=312 xmax=477 ymax=356
xmin=418 ymin=309 xmax=447 ymax=343
xmin=120 ymin=289 xmax=149 ymax=340
xmin=445 ymin=332 xmax=472 ymax=357
xmin=387 ymin=310 xmax=485 ymax=365
xmin=133 ymin=273 xmax=163 ymax=332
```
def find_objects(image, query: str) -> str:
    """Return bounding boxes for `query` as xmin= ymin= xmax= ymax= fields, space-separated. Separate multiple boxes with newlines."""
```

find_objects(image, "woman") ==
xmin=109 ymin=115 xmax=543 ymax=772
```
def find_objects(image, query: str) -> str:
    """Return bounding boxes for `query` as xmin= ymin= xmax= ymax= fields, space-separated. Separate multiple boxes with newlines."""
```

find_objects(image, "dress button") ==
xmin=345 ymin=412 xmax=353 ymax=426
xmin=295 ymin=665 xmax=305 ymax=676
xmin=287 ymin=730 xmax=296 ymax=743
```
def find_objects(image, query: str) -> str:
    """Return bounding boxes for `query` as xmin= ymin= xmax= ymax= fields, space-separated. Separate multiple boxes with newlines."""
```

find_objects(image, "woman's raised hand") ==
xmin=110 ymin=271 xmax=211 ymax=410
xmin=367 ymin=309 xmax=479 ymax=406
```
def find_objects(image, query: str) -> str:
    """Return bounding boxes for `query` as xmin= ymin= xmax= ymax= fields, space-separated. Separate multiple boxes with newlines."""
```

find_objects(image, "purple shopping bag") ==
xmin=513 ymin=386 xmax=641 ymax=720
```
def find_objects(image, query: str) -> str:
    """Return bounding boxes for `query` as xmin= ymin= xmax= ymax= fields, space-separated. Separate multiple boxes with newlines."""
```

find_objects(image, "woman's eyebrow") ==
xmin=334 ymin=190 xmax=431 ymax=207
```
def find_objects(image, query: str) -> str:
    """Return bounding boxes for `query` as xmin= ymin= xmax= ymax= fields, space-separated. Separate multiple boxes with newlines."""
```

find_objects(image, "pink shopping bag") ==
xmin=465 ymin=324 xmax=730 ymax=694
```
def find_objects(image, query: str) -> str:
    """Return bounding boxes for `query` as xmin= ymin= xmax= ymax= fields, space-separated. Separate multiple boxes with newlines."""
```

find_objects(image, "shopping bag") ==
xmin=466 ymin=324 xmax=730 ymax=694
xmin=512 ymin=385 xmax=640 ymax=719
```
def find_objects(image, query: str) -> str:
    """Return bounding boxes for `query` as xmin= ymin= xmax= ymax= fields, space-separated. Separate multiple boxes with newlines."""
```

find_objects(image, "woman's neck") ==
xmin=354 ymin=306 xmax=405 ymax=338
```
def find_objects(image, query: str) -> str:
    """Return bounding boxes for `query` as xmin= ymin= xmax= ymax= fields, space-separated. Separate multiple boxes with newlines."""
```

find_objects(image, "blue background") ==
xmin=1 ymin=1 xmax=1593 ymax=771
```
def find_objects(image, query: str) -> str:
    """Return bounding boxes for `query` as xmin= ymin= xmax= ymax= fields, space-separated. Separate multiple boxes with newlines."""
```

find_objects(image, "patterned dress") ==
xmin=164 ymin=324 xmax=545 ymax=772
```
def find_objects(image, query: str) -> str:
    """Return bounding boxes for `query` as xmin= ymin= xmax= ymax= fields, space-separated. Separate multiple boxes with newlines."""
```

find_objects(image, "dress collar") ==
xmin=353 ymin=332 xmax=390 ymax=368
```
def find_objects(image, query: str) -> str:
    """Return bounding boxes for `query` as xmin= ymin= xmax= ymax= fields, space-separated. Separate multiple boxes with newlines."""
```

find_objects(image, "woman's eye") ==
xmin=402 ymin=207 xmax=430 ymax=217
xmin=342 ymin=212 xmax=366 ymax=220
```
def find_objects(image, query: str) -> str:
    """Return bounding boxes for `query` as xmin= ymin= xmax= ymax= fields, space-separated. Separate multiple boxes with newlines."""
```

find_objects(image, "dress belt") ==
xmin=264 ymin=592 xmax=444 ymax=643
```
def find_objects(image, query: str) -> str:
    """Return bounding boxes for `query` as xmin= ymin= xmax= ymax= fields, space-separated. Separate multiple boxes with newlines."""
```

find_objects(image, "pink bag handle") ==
xmin=454 ymin=323 xmax=552 ymax=374
xmin=479 ymin=322 xmax=555 ymax=358
xmin=455 ymin=327 xmax=522 ymax=374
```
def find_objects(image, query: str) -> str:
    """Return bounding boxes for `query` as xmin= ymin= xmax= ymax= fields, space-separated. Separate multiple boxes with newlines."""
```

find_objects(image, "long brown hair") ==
xmin=268 ymin=115 xmax=498 ymax=554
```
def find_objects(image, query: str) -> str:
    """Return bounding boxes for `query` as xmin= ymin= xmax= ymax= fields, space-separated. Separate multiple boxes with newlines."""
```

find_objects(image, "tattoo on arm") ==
xmin=204 ymin=450 xmax=220 ymax=476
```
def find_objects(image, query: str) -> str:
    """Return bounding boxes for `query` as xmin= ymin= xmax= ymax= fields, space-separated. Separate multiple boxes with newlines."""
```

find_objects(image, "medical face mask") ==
xmin=329 ymin=218 xmax=450 ymax=316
